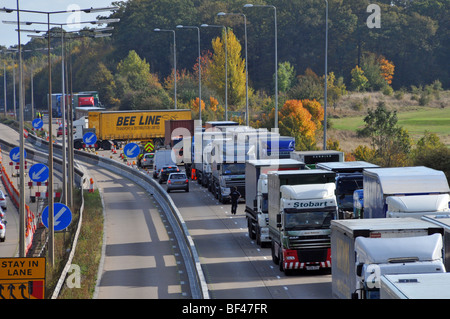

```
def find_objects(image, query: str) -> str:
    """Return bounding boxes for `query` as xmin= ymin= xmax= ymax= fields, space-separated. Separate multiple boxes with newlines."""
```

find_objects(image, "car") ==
xmin=139 ymin=152 xmax=154 ymax=168
xmin=57 ymin=125 xmax=68 ymax=137
xmin=0 ymin=190 xmax=7 ymax=211
xmin=166 ymin=172 xmax=189 ymax=193
xmin=0 ymin=219 xmax=6 ymax=242
xmin=0 ymin=207 xmax=5 ymax=222
xmin=159 ymin=165 xmax=180 ymax=184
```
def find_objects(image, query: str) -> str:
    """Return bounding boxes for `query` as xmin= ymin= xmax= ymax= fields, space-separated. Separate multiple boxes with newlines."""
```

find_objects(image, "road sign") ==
xmin=9 ymin=146 xmax=26 ymax=163
xmin=42 ymin=203 xmax=72 ymax=231
xmin=29 ymin=163 xmax=49 ymax=183
xmin=83 ymin=132 xmax=97 ymax=146
xmin=31 ymin=118 xmax=44 ymax=130
xmin=124 ymin=142 xmax=140 ymax=158
xmin=144 ymin=141 xmax=154 ymax=152
xmin=0 ymin=257 xmax=46 ymax=299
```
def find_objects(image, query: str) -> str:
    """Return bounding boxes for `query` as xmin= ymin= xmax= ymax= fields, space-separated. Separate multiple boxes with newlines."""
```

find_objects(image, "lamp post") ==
xmin=244 ymin=4 xmax=278 ymax=129
xmin=323 ymin=0 xmax=329 ymax=150
xmin=1 ymin=5 xmax=119 ymax=262
xmin=154 ymin=28 xmax=177 ymax=109
xmin=18 ymin=19 xmax=118 ymax=209
xmin=201 ymin=23 xmax=228 ymax=120
xmin=217 ymin=12 xmax=248 ymax=126
xmin=176 ymin=25 xmax=201 ymax=121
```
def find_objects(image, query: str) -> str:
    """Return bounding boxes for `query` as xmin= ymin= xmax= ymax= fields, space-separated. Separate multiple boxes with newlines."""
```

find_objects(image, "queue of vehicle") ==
xmin=107 ymin=117 xmax=450 ymax=299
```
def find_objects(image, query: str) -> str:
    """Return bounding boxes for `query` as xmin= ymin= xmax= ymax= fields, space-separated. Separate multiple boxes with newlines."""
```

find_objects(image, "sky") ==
xmin=0 ymin=0 xmax=122 ymax=48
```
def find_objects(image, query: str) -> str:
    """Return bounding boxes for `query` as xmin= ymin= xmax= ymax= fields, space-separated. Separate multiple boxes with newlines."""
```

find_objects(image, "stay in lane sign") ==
xmin=0 ymin=257 xmax=46 ymax=299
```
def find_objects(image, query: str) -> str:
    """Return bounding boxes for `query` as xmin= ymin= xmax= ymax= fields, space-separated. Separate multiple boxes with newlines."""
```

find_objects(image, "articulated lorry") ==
xmin=317 ymin=161 xmax=380 ymax=219
xmin=331 ymin=218 xmax=445 ymax=299
xmin=245 ymin=159 xmax=305 ymax=246
xmin=363 ymin=166 xmax=450 ymax=218
xmin=211 ymin=143 xmax=254 ymax=203
xmin=74 ymin=109 xmax=192 ymax=150
xmin=268 ymin=169 xmax=337 ymax=274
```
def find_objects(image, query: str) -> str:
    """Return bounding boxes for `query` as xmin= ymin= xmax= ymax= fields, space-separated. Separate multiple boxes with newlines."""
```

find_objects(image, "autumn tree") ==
xmin=278 ymin=100 xmax=317 ymax=150
xmin=350 ymin=66 xmax=368 ymax=92
xmin=379 ymin=56 xmax=395 ymax=85
xmin=207 ymin=29 xmax=246 ymax=110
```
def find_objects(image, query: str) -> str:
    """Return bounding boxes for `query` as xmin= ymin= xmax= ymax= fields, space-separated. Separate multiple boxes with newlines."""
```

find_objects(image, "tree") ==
xmin=350 ymin=66 xmax=369 ymax=92
xmin=288 ymin=68 xmax=323 ymax=101
xmin=115 ymin=50 xmax=171 ymax=110
xmin=277 ymin=61 xmax=296 ymax=94
xmin=207 ymin=29 xmax=247 ymax=110
xmin=379 ymin=56 xmax=395 ymax=85
xmin=278 ymin=100 xmax=317 ymax=150
xmin=412 ymin=131 xmax=450 ymax=180
xmin=357 ymin=102 xmax=412 ymax=167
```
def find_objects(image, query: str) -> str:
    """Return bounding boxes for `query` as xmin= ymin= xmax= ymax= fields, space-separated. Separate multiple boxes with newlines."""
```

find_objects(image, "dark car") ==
xmin=159 ymin=165 xmax=179 ymax=184
xmin=167 ymin=173 xmax=189 ymax=193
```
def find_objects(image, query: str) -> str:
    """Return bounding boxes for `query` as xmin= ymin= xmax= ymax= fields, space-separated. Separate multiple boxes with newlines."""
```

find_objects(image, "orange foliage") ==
xmin=301 ymin=99 xmax=324 ymax=128
xmin=379 ymin=57 xmax=395 ymax=85
xmin=190 ymin=97 xmax=205 ymax=112
xmin=279 ymin=100 xmax=316 ymax=138
xmin=209 ymin=96 xmax=219 ymax=112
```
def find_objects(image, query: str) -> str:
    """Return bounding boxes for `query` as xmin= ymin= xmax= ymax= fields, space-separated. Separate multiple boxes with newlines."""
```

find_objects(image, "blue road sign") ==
xmin=83 ymin=132 xmax=97 ymax=146
xmin=42 ymin=203 xmax=72 ymax=231
xmin=29 ymin=163 xmax=49 ymax=182
xmin=124 ymin=142 xmax=140 ymax=158
xmin=9 ymin=147 xmax=26 ymax=163
xmin=32 ymin=118 xmax=44 ymax=130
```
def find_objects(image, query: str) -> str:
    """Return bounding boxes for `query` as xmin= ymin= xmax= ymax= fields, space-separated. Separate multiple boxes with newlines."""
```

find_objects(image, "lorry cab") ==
xmin=354 ymin=234 xmax=446 ymax=299
xmin=386 ymin=194 xmax=450 ymax=219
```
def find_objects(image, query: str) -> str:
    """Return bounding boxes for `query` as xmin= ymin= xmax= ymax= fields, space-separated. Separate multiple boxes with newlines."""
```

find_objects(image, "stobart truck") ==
xmin=75 ymin=109 xmax=192 ymax=150
xmin=245 ymin=159 xmax=305 ymax=246
xmin=268 ymin=170 xmax=337 ymax=274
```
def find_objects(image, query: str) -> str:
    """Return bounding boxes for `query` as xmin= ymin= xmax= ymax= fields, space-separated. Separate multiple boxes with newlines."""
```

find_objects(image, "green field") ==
xmin=331 ymin=107 xmax=450 ymax=143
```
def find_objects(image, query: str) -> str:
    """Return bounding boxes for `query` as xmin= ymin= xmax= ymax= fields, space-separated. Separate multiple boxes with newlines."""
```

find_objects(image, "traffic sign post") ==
xmin=29 ymin=163 xmax=49 ymax=183
xmin=9 ymin=146 xmax=26 ymax=163
xmin=31 ymin=118 xmax=44 ymax=130
xmin=42 ymin=203 xmax=72 ymax=232
xmin=0 ymin=257 xmax=46 ymax=299
xmin=83 ymin=132 xmax=97 ymax=147
xmin=123 ymin=142 xmax=140 ymax=158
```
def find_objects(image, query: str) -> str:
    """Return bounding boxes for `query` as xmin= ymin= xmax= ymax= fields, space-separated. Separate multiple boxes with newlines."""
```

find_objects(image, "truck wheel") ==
xmin=256 ymin=227 xmax=261 ymax=245
xmin=271 ymin=240 xmax=279 ymax=265
xmin=248 ymin=219 xmax=256 ymax=240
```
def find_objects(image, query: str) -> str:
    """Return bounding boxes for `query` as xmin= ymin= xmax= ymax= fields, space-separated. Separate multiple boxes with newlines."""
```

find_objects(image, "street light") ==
xmin=244 ymin=4 xmax=278 ymax=130
xmin=217 ymin=12 xmax=249 ymax=126
xmin=1 ymin=5 xmax=118 ymax=263
xmin=154 ymin=28 xmax=177 ymax=109
xmin=201 ymin=23 xmax=228 ymax=120
xmin=176 ymin=25 xmax=202 ymax=121
xmin=17 ymin=19 xmax=119 ymax=208
xmin=323 ymin=0 xmax=329 ymax=150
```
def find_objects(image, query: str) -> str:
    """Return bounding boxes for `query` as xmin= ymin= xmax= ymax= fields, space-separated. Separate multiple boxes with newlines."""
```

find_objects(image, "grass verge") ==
xmin=57 ymin=189 xmax=103 ymax=299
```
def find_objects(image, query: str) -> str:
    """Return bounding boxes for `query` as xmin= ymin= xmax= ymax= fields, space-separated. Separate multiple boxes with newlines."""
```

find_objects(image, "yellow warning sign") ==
xmin=0 ymin=258 xmax=45 ymax=299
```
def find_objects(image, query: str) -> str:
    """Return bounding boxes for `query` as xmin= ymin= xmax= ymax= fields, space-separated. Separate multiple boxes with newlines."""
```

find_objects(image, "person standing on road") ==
xmin=230 ymin=186 xmax=241 ymax=215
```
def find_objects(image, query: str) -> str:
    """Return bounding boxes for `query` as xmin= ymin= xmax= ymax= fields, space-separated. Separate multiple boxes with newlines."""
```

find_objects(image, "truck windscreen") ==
xmin=284 ymin=209 xmax=334 ymax=230
xmin=223 ymin=163 xmax=246 ymax=175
